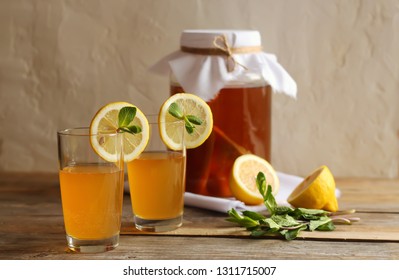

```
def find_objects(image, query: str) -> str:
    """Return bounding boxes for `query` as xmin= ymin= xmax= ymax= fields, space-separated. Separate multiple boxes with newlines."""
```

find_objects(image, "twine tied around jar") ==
xmin=180 ymin=34 xmax=262 ymax=72
xmin=213 ymin=35 xmax=248 ymax=72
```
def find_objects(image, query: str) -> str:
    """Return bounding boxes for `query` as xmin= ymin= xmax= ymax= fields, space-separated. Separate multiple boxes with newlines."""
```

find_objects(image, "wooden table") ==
xmin=1 ymin=173 xmax=398 ymax=260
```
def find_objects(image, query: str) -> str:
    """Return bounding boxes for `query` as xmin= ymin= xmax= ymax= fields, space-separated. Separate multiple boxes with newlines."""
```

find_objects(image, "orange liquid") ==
xmin=171 ymin=85 xmax=271 ymax=197
xmin=127 ymin=151 xmax=186 ymax=220
xmin=59 ymin=165 xmax=124 ymax=240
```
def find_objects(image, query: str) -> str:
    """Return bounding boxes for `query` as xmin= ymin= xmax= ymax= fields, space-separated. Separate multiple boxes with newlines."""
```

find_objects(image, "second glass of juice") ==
xmin=127 ymin=116 xmax=186 ymax=232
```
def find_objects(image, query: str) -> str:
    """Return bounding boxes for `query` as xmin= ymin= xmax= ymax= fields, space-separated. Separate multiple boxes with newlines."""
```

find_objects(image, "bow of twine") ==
xmin=213 ymin=34 xmax=248 ymax=72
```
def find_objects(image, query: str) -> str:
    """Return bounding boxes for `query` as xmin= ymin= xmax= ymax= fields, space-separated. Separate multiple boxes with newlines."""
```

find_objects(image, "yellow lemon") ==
xmin=287 ymin=165 xmax=339 ymax=212
xmin=230 ymin=154 xmax=280 ymax=205
xmin=158 ymin=93 xmax=213 ymax=150
xmin=322 ymin=196 xmax=339 ymax=212
xmin=90 ymin=102 xmax=149 ymax=162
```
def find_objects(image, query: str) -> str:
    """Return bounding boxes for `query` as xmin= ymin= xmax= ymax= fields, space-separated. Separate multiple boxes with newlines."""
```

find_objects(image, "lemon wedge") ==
xmin=230 ymin=154 xmax=280 ymax=205
xmin=287 ymin=165 xmax=338 ymax=212
xmin=90 ymin=102 xmax=149 ymax=162
xmin=158 ymin=93 xmax=213 ymax=150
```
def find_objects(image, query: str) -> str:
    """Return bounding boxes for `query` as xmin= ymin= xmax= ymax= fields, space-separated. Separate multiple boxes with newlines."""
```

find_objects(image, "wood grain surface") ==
xmin=1 ymin=172 xmax=398 ymax=260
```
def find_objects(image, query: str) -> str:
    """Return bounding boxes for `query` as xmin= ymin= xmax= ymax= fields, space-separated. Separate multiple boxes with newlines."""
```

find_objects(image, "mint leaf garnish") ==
xmin=168 ymin=102 xmax=184 ymax=119
xmin=226 ymin=171 xmax=359 ymax=240
xmin=226 ymin=209 xmax=259 ymax=229
xmin=119 ymin=126 xmax=142 ymax=134
xmin=316 ymin=221 xmax=336 ymax=231
xmin=117 ymin=106 xmax=142 ymax=135
xmin=167 ymin=102 xmax=204 ymax=135
xmin=118 ymin=107 xmax=136 ymax=127
xmin=308 ymin=216 xmax=332 ymax=231
xmin=282 ymin=224 xmax=307 ymax=240
xmin=186 ymin=115 xmax=203 ymax=125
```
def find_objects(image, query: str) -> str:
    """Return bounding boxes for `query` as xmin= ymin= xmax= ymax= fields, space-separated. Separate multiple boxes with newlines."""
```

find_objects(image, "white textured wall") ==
xmin=0 ymin=0 xmax=398 ymax=178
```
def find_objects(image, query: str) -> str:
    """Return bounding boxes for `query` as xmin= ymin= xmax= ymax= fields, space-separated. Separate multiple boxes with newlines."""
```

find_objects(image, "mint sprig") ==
xmin=117 ymin=106 xmax=142 ymax=134
xmin=227 ymin=172 xmax=359 ymax=240
xmin=168 ymin=102 xmax=203 ymax=134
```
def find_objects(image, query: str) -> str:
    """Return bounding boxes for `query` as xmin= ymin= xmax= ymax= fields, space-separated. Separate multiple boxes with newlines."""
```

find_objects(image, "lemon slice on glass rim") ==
xmin=158 ymin=93 xmax=213 ymax=150
xmin=230 ymin=154 xmax=280 ymax=205
xmin=90 ymin=102 xmax=149 ymax=162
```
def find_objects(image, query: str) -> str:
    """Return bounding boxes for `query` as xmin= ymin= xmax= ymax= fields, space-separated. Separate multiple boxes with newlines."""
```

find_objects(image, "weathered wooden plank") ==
xmin=336 ymin=178 xmax=399 ymax=212
xmin=1 ymin=209 xmax=398 ymax=243
xmin=1 ymin=173 xmax=399 ymax=260
xmin=121 ymin=210 xmax=399 ymax=242
xmin=2 ymin=235 xmax=399 ymax=260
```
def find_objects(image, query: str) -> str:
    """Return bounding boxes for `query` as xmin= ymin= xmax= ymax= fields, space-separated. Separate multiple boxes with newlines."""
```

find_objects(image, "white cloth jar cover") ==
xmin=150 ymin=29 xmax=297 ymax=101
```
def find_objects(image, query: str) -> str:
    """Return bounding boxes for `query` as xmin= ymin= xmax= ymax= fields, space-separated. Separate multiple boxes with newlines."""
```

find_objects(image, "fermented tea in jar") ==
xmin=151 ymin=30 xmax=297 ymax=197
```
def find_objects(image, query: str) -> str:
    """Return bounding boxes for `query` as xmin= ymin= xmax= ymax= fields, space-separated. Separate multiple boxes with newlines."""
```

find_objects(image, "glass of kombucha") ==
xmin=127 ymin=116 xmax=186 ymax=232
xmin=57 ymin=128 xmax=124 ymax=253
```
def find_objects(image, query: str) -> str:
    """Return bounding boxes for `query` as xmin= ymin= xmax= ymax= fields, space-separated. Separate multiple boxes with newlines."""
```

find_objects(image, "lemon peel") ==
xmin=230 ymin=154 xmax=279 ymax=205
xmin=287 ymin=165 xmax=338 ymax=212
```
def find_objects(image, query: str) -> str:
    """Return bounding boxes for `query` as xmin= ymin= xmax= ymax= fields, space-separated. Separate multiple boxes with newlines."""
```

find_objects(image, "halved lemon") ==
xmin=90 ymin=102 xmax=149 ymax=162
xmin=230 ymin=154 xmax=280 ymax=205
xmin=287 ymin=165 xmax=338 ymax=212
xmin=158 ymin=93 xmax=213 ymax=150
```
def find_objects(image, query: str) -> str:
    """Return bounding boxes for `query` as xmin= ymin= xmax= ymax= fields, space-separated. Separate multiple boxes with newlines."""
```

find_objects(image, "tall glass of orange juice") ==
xmin=57 ymin=128 xmax=124 ymax=253
xmin=127 ymin=116 xmax=186 ymax=232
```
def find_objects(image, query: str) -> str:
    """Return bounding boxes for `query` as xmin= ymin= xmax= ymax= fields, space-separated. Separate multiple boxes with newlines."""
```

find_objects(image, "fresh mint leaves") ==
xmin=257 ymin=172 xmax=277 ymax=215
xmin=227 ymin=171 xmax=359 ymax=240
xmin=168 ymin=102 xmax=203 ymax=134
xmin=117 ymin=106 xmax=142 ymax=135
xmin=168 ymin=102 xmax=184 ymax=119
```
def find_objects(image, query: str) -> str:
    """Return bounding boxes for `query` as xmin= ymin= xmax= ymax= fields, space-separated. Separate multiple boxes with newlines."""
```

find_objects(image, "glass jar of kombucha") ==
xmin=151 ymin=29 xmax=296 ymax=197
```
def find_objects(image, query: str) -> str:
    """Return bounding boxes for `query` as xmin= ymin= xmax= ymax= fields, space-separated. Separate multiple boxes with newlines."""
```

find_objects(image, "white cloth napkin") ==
xmin=184 ymin=172 xmax=341 ymax=213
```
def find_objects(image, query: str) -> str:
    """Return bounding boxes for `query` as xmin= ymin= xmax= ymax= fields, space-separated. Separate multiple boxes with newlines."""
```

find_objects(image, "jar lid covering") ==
xmin=150 ymin=29 xmax=297 ymax=101
xmin=180 ymin=30 xmax=261 ymax=49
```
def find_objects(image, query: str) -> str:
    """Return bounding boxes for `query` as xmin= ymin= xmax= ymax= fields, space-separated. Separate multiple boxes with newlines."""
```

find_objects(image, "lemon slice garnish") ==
xmin=90 ymin=102 xmax=149 ymax=162
xmin=230 ymin=154 xmax=280 ymax=205
xmin=158 ymin=93 xmax=213 ymax=150
xmin=287 ymin=165 xmax=338 ymax=212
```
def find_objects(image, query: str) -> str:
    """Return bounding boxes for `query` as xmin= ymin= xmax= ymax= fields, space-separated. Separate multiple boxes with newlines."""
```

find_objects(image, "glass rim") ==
xmin=57 ymin=127 xmax=120 ymax=137
xmin=58 ymin=116 xmax=185 ymax=136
